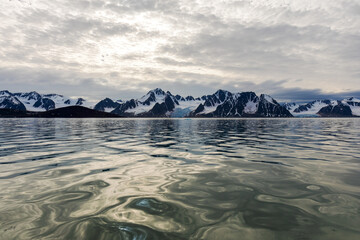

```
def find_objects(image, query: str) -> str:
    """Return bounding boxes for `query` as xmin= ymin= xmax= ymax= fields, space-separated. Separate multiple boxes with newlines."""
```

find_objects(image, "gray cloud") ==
xmin=0 ymin=0 xmax=359 ymax=102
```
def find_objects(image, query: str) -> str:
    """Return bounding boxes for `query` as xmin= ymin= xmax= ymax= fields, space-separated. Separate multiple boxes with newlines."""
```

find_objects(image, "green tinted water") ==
xmin=0 ymin=118 xmax=359 ymax=239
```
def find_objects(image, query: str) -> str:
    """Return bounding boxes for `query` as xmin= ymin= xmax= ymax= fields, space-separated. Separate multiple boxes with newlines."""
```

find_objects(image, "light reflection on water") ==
xmin=0 ymin=118 xmax=360 ymax=240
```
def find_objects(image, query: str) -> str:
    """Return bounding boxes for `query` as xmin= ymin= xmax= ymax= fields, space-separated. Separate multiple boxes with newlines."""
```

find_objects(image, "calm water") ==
xmin=0 ymin=118 xmax=360 ymax=240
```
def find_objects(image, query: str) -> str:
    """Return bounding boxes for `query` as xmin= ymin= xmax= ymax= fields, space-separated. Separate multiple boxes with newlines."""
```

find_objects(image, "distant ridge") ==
xmin=1 ymin=89 xmax=360 ymax=117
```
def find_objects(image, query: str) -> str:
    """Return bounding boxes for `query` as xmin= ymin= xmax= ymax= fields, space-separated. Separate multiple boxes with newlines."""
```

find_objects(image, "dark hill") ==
xmin=0 ymin=109 xmax=27 ymax=117
xmin=0 ymin=106 xmax=121 ymax=118
xmin=317 ymin=103 xmax=353 ymax=117
xmin=33 ymin=106 xmax=121 ymax=118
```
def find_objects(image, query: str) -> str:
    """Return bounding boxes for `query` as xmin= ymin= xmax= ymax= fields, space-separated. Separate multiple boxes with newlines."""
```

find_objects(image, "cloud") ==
xmin=0 ymin=0 xmax=359 ymax=102
xmin=0 ymin=66 xmax=143 ymax=100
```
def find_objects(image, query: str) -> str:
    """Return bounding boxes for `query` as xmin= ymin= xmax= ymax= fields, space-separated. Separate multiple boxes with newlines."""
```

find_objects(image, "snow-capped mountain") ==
xmin=189 ymin=90 xmax=292 ymax=117
xmin=341 ymin=97 xmax=360 ymax=116
xmin=0 ymin=90 xmax=89 ymax=111
xmin=110 ymin=88 xmax=200 ymax=117
xmin=283 ymin=102 xmax=299 ymax=112
xmin=317 ymin=98 xmax=360 ymax=117
xmin=284 ymin=100 xmax=332 ymax=117
xmin=284 ymin=98 xmax=360 ymax=117
xmin=0 ymin=90 xmax=26 ymax=111
xmin=294 ymin=100 xmax=333 ymax=116
xmin=317 ymin=101 xmax=352 ymax=117
xmin=102 ymin=88 xmax=291 ymax=117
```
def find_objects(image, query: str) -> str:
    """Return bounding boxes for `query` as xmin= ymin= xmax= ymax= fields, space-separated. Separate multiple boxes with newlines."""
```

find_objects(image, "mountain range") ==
xmin=0 ymin=90 xmax=88 ymax=112
xmin=1 ymin=89 xmax=359 ymax=117
xmin=93 ymin=88 xmax=292 ymax=117
xmin=283 ymin=98 xmax=360 ymax=117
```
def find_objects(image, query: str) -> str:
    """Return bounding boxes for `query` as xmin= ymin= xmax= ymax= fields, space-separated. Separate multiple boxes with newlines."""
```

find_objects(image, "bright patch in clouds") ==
xmin=0 ymin=0 xmax=359 ymax=101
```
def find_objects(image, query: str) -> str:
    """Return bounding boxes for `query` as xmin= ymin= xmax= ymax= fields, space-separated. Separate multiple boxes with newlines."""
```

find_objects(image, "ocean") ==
xmin=0 ymin=118 xmax=359 ymax=239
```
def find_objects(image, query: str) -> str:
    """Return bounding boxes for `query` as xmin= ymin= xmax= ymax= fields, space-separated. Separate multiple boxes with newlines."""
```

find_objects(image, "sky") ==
xmin=0 ymin=0 xmax=359 ymax=102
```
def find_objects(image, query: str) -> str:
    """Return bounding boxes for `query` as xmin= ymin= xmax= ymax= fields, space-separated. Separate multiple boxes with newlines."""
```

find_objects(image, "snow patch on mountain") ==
xmin=295 ymin=101 xmax=329 ymax=116
xmin=125 ymin=102 xmax=155 ymax=115
xmin=244 ymin=101 xmax=258 ymax=114
xmin=202 ymin=105 xmax=219 ymax=114
xmin=262 ymin=94 xmax=276 ymax=104
xmin=349 ymin=106 xmax=360 ymax=116
xmin=102 ymin=107 xmax=114 ymax=113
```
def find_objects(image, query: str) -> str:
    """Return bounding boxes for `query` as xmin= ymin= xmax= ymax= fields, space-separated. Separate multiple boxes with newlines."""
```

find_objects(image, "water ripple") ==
xmin=0 ymin=118 xmax=360 ymax=239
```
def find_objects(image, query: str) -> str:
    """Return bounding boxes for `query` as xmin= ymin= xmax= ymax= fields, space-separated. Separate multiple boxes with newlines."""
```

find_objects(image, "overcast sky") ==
xmin=1 ymin=0 xmax=359 ymax=102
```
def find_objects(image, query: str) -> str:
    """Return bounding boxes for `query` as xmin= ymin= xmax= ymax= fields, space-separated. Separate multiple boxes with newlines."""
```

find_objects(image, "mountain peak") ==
xmin=149 ymin=88 xmax=166 ymax=95
xmin=14 ymin=91 xmax=42 ymax=100
xmin=0 ymin=90 xmax=12 ymax=96
xmin=213 ymin=89 xmax=232 ymax=102
xmin=215 ymin=89 xmax=228 ymax=93
xmin=76 ymin=98 xmax=85 ymax=105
